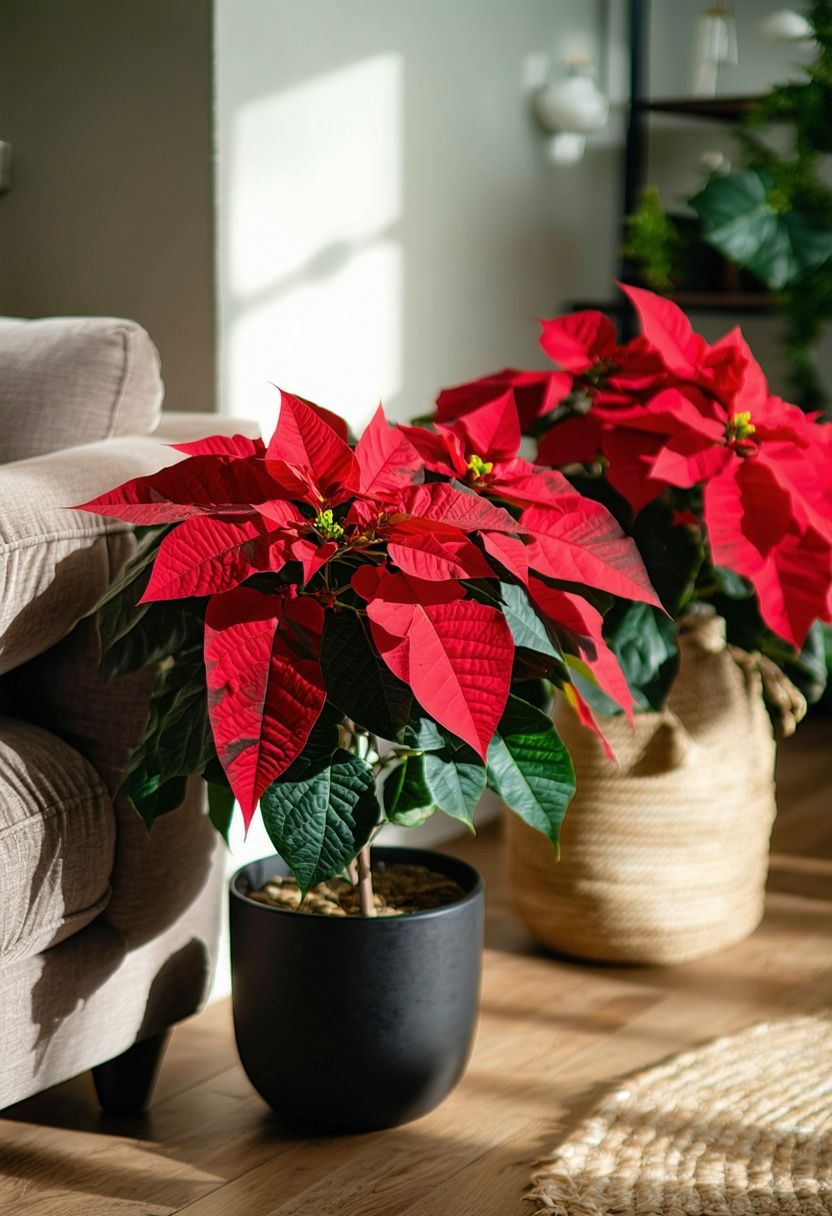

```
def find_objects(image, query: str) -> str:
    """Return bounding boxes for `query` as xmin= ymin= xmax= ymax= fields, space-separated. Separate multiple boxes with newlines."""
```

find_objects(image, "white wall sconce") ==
xmin=760 ymin=9 xmax=815 ymax=45
xmin=534 ymin=56 xmax=610 ymax=166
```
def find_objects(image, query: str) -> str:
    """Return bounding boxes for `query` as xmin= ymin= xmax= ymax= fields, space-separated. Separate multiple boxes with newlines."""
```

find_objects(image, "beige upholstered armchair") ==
xmin=0 ymin=317 xmax=242 ymax=1114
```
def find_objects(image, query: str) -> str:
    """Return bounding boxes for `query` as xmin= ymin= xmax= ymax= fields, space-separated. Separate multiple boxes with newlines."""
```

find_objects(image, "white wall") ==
xmin=215 ymin=0 xmax=613 ymax=437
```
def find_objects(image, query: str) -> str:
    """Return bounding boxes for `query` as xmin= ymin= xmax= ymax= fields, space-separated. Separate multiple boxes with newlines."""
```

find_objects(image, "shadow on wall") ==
xmin=217 ymin=0 xmax=616 ymax=436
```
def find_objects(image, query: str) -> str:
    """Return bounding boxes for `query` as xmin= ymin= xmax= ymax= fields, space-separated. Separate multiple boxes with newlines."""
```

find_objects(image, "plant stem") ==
xmin=357 ymin=845 xmax=376 ymax=917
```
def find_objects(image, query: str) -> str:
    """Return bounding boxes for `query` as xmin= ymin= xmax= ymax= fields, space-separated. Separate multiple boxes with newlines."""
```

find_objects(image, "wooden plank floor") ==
xmin=1 ymin=720 xmax=830 ymax=1215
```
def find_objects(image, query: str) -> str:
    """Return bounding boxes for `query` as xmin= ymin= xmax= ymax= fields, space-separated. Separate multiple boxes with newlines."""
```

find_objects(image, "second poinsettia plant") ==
xmin=78 ymin=391 xmax=658 ymax=903
xmin=431 ymin=284 xmax=832 ymax=711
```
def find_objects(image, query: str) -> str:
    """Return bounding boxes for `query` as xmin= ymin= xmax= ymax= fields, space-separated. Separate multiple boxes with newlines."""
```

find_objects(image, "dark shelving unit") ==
xmin=634 ymin=95 xmax=764 ymax=122
xmin=612 ymin=2 xmax=773 ymax=334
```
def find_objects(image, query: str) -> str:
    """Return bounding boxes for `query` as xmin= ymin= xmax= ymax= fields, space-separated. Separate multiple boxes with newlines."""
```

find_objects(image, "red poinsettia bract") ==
xmin=76 ymin=390 xmax=658 ymax=824
xmin=434 ymin=285 xmax=832 ymax=651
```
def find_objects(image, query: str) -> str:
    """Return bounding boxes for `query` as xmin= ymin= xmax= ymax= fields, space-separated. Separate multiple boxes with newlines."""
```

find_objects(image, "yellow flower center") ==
xmin=314 ymin=508 xmax=344 ymax=540
xmin=726 ymin=411 xmax=756 ymax=443
xmin=467 ymin=453 xmax=494 ymax=479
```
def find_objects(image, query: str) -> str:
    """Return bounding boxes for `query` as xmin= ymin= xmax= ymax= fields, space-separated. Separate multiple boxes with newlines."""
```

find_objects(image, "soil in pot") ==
xmin=249 ymin=863 xmax=465 ymax=917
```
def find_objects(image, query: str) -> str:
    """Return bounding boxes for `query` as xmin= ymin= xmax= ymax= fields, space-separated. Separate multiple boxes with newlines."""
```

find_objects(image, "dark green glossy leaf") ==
xmin=605 ymin=602 xmax=679 ymax=711
xmin=766 ymin=619 xmax=829 ymax=705
xmin=382 ymin=753 xmax=435 ymax=828
xmin=123 ymin=772 xmax=189 ymax=827
xmin=401 ymin=710 xmax=446 ymax=751
xmin=486 ymin=695 xmax=575 ymax=850
xmin=498 ymin=582 xmax=559 ymax=658
xmin=120 ymin=647 xmax=214 ymax=824
xmin=423 ymin=742 xmax=485 ymax=830
xmin=260 ymin=749 xmax=380 ymax=896
xmin=713 ymin=566 xmax=754 ymax=600
xmin=321 ymin=612 xmax=413 ymax=740
xmin=95 ymin=528 xmax=206 ymax=678
xmin=206 ymin=780 xmax=236 ymax=842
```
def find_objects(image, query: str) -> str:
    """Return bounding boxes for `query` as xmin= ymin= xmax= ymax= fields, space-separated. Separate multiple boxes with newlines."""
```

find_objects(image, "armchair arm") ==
xmin=0 ymin=435 xmax=182 ymax=675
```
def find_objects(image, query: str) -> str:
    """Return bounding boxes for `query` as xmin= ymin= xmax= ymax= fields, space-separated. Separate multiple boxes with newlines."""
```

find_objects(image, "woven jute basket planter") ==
xmin=507 ymin=615 xmax=803 ymax=966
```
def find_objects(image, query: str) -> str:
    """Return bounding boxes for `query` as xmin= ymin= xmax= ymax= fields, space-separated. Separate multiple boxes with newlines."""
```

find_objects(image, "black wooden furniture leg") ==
xmin=92 ymin=1030 xmax=170 ymax=1115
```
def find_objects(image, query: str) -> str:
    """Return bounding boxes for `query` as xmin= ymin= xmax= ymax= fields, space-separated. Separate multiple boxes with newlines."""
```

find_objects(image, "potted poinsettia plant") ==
xmin=77 ymin=390 xmax=657 ymax=1131
xmin=428 ymin=283 xmax=832 ymax=966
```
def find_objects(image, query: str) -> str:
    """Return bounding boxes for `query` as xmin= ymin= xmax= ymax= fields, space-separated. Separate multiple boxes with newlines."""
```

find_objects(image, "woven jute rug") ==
xmin=530 ymin=1015 xmax=832 ymax=1215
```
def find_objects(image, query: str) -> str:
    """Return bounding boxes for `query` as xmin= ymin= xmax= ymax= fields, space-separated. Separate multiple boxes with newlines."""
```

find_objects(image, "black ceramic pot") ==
xmin=229 ymin=846 xmax=484 ymax=1133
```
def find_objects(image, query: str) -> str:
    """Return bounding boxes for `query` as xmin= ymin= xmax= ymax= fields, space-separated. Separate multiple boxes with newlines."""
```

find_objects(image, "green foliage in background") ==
xmin=621 ymin=186 xmax=683 ymax=292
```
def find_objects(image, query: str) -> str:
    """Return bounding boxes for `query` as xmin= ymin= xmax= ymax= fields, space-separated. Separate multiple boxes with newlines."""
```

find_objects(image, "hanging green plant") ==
xmin=689 ymin=167 xmax=832 ymax=291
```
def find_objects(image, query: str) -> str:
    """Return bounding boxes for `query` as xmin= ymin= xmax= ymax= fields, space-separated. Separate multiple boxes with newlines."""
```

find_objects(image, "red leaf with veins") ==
xmin=355 ymin=569 xmax=513 ymax=758
xmin=436 ymin=368 xmax=570 ymax=430
xmin=140 ymin=515 xmax=293 ymax=602
xmin=170 ymin=433 xmax=265 ymax=458
xmin=480 ymin=532 xmax=530 ymax=585
xmin=256 ymin=499 xmax=306 ymax=529
xmin=266 ymin=391 xmax=358 ymax=503
xmin=618 ymin=283 xmax=705 ymax=376
xmin=522 ymin=502 xmax=660 ymax=606
xmin=204 ymin=588 xmax=326 ymax=826
xmin=304 ymin=399 xmax=351 ymax=441
xmin=602 ymin=428 xmax=669 ymax=514
xmin=398 ymin=423 xmax=464 ymax=476
xmin=395 ymin=482 xmax=520 ymax=534
xmin=290 ymin=537 xmax=339 ymax=584
xmin=450 ymin=391 xmax=521 ymax=462
xmin=539 ymin=310 xmax=617 ymax=372
xmin=492 ymin=458 xmax=573 ymax=508
xmin=529 ymin=578 xmax=633 ymax=720
xmin=753 ymin=523 xmax=832 ymax=648
xmin=388 ymin=532 xmax=494 ymax=581
xmin=354 ymin=405 xmax=423 ymax=497
xmin=75 ymin=455 xmax=280 ymax=525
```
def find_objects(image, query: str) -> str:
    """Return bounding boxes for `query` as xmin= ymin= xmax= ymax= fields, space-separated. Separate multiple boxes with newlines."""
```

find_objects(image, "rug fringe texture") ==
xmin=529 ymin=1014 xmax=832 ymax=1215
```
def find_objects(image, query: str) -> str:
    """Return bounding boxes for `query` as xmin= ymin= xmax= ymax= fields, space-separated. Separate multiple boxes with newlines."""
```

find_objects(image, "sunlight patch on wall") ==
xmin=228 ymin=238 xmax=404 ymax=436
xmin=223 ymin=54 xmax=404 ymax=429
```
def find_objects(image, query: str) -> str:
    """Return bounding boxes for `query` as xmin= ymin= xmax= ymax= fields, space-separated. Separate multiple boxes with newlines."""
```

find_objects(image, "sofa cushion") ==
xmin=0 ymin=718 xmax=115 ymax=963
xmin=0 ymin=317 xmax=163 ymax=464
xmin=0 ymin=435 xmax=181 ymax=676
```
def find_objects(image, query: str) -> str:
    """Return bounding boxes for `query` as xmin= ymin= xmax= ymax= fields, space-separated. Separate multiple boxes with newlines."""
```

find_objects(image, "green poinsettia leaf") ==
xmin=321 ymin=612 xmax=413 ymax=741
xmin=713 ymin=566 xmax=755 ymax=600
xmin=486 ymin=695 xmax=575 ymax=851
xmin=467 ymin=581 xmax=560 ymax=660
xmin=95 ymin=527 xmax=206 ymax=679
xmin=422 ymin=741 xmax=485 ymax=830
xmin=121 ymin=648 xmax=214 ymax=824
xmin=123 ymin=771 xmax=189 ymax=827
xmin=382 ymin=753 xmax=436 ymax=828
xmin=206 ymin=780 xmax=236 ymax=843
xmin=497 ymin=582 xmax=560 ymax=658
xmin=605 ymin=602 xmax=678 ymax=711
xmin=401 ymin=709 xmax=446 ymax=751
xmin=690 ymin=169 xmax=832 ymax=290
xmin=260 ymin=749 xmax=380 ymax=896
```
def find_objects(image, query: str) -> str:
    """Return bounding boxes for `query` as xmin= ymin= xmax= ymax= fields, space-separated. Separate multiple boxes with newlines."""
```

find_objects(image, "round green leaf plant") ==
xmin=77 ymin=392 xmax=659 ymax=911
